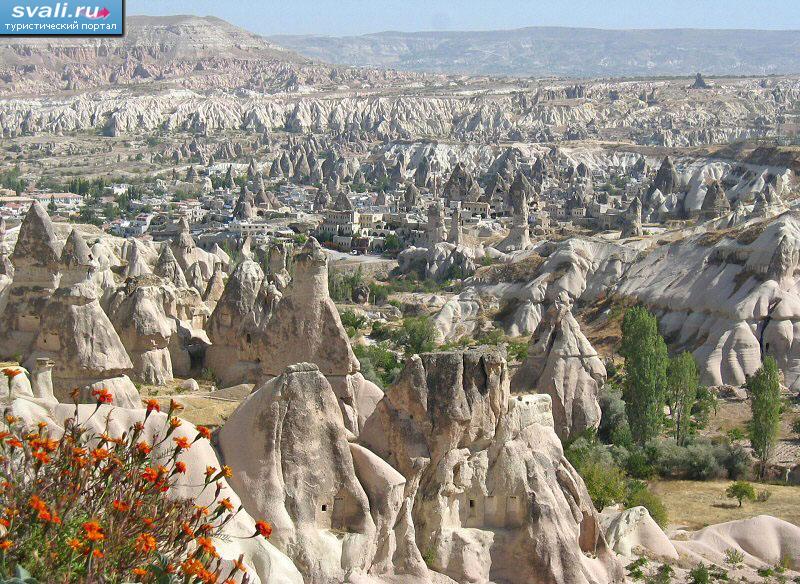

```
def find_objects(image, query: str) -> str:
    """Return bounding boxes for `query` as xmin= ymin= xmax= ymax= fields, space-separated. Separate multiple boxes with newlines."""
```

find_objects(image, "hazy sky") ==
xmin=130 ymin=0 xmax=800 ymax=36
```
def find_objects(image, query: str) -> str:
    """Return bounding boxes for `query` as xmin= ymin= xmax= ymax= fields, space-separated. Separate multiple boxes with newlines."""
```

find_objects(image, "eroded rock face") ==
xmin=218 ymin=363 xmax=424 ymax=583
xmin=513 ymin=295 xmax=604 ymax=441
xmin=257 ymin=237 xmax=359 ymax=377
xmin=32 ymin=238 xmax=133 ymax=396
xmin=205 ymin=259 xmax=265 ymax=386
xmin=0 ymin=203 xmax=62 ymax=359
xmin=107 ymin=276 xmax=175 ymax=386
xmin=361 ymin=347 xmax=623 ymax=584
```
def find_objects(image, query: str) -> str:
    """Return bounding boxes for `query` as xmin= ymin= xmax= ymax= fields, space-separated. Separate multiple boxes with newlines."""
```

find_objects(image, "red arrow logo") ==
xmin=88 ymin=7 xmax=110 ymax=19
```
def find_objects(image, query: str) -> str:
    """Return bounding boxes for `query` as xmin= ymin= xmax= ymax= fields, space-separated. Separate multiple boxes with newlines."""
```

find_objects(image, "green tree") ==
xmin=746 ymin=357 xmax=782 ymax=477
xmin=620 ymin=307 xmax=669 ymax=446
xmin=725 ymin=481 xmax=756 ymax=508
xmin=666 ymin=351 xmax=699 ymax=446
xmin=394 ymin=316 xmax=437 ymax=356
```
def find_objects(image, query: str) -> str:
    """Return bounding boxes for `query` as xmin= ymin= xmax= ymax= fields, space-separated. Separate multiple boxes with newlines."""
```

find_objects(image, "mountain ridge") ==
xmin=269 ymin=26 xmax=800 ymax=77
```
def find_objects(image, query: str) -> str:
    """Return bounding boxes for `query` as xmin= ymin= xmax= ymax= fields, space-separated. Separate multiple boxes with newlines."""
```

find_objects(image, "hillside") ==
xmin=270 ymin=27 xmax=800 ymax=77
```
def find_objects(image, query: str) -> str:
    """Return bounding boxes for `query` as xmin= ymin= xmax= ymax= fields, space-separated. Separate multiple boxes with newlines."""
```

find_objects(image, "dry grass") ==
xmin=652 ymin=479 xmax=800 ymax=530
xmin=472 ymin=253 xmax=545 ymax=284
xmin=576 ymin=294 xmax=637 ymax=358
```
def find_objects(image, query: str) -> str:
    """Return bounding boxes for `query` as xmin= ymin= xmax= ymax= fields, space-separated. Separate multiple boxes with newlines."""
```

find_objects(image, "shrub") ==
xmin=353 ymin=343 xmax=401 ymax=389
xmin=506 ymin=341 xmax=529 ymax=363
xmin=722 ymin=443 xmax=753 ymax=480
xmin=724 ymin=547 xmax=744 ymax=568
xmin=574 ymin=459 xmax=627 ymax=511
xmin=649 ymin=564 xmax=673 ymax=584
xmin=392 ymin=316 xmax=437 ymax=356
xmin=726 ymin=427 xmax=746 ymax=442
xmin=726 ymin=481 xmax=756 ymax=507
xmin=339 ymin=310 xmax=368 ymax=332
xmin=689 ymin=563 xmax=710 ymax=584
xmin=598 ymin=385 xmax=631 ymax=447
xmin=684 ymin=442 xmax=724 ymax=480
xmin=756 ymin=489 xmax=772 ymax=503
xmin=626 ymin=557 xmax=648 ymax=580
xmin=624 ymin=447 xmax=655 ymax=479
xmin=0 ymin=392 xmax=272 ymax=583
xmin=625 ymin=481 xmax=668 ymax=528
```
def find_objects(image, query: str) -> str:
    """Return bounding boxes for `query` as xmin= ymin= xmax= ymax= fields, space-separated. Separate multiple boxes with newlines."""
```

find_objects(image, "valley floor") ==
xmin=652 ymin=479 xmax=800 ymax=531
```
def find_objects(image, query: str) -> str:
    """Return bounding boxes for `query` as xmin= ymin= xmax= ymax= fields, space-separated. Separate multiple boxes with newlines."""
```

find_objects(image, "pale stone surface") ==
xmin=513 ymin=293 xmax=604 ymax=440
xmin=218 ymin=363 xmax=424 ymax=583
xmin=361 ymin=347 xmax=623 ymax=584
xmin=600 ymin=507 xmax=678 ymax=560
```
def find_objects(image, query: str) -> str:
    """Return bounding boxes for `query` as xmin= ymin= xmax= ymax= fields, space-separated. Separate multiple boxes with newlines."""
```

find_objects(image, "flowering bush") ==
xmin=0 ymin=384 xmax=272 ymax=583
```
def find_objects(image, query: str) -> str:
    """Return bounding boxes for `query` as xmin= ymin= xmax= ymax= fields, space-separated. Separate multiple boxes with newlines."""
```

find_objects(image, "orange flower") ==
xmin=142 ymin=517 xmax=155 ymax=528
xmin=5 ymin=438 xmax=22 ymax=449
xmin=67 ymin=538 xmax=83 ymax=552
xmin=196 ymin=536 xmax=216 ymax=556
xmin=0 ymin=518 xmax=9 ymax=528
xmin=112 ymin=499 xmax=130 ymax=512
xmin=174 ymin=461 xmax=187 ymax=474
xmin=254 ymin=520 xmax=272 ymax=539
xmin=136 ymin=441 xmax=152 ymax=456
xmin=196 ymin=426 xmax=212 ymax=440
xmin=1 ymin=368 xmax=21 ymax=379
xmin=132 ymin=568 xmax=148 ymax=578
xmin=91 ymin=448 xmax=110 ymax=463
xmin=0 ymin=540 xmax=11 ymax=551
xmin=204 ymin=466 xmax=217 ymax=478
xmin=82 ymin=521 xmax=105 ymax=542
xmin=32 ymin=450 xmax=51 ymax=464
xmin=181 ymin=557 xmax=204 ymax=576
xmin=91 ymin=387 xmax=113 ymax=404
xmin=28 ymin=495 xmax=47 ymax=513
xmin=144 ymin=399 xmax=160 ymax=414
xmin=173 ymin=436 xmax=190 ymax=450
xmin=220 ymin=465 xmax=232 ymax=478
xmin=134 ymin=532 xmax=157 ymax=554
xmin=92 ymin=549 xmax=104 ymax=559
xmin=169 ymin=418 xmax=182 ymax=430
xmin=142 ymin=467 xmax=159 ymax=482
xmin=169 ymin=399 xmax=184 ymax=413
xmin=5 ymin=415 xmax=17 ymax=424
xmin=219 ymin=498 xmax=234 ymax=512
xmin=180 ymin=522 xmax=195 ymax=538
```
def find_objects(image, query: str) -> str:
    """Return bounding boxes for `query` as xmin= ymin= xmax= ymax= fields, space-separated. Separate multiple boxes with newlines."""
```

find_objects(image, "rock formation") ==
xmin=0 ymin=203 xmax=62 ymax=360
xmin=218 ymin=363 xmax=426 ymax=583
xmin=361 ymin=347 xmax=623 ymax=584
xmin=513 ymin=294 xmax=605 ymax=441
xmin=496 ymin=171 xmax=532 ymax=252
xmin=107 ymin=275 xmax=175 ymax=386
xmin=205 ymin=259 xmax=266 ymax=386
xmin=700 ymin=179 xmax=731 ymax=220
xmin=621 ymin=196 xmax=643 ymax=237
xmin=425 ymin=200 xmax=448 ymax=246
xmin=32 ymin=229 xmax=135 ymax=401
